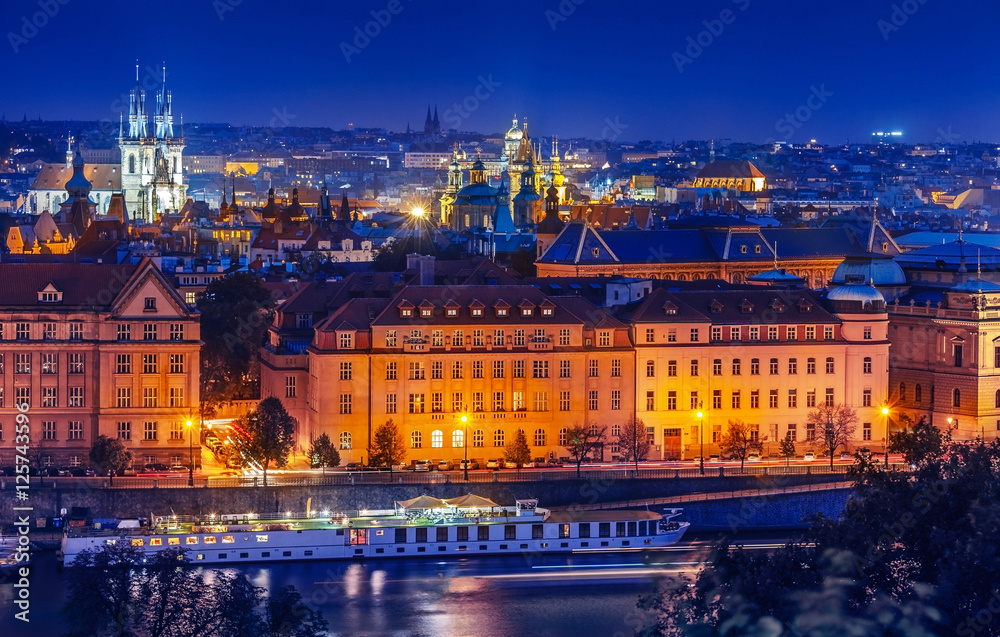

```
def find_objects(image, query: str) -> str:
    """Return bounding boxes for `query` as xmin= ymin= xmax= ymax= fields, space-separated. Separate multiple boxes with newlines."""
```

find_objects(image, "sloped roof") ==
xmin=695 ymin=160 xmax=765 ymax=179
xmin=30 ymin=162 xmax=121 ymax=192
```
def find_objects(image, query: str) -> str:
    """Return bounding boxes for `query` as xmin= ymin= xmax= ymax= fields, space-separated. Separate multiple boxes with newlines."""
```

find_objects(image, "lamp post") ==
xmin=186 ymin=419 xmax=194 ymax=486
xmin=881 ymin=406 xmax=890 ymax=465
xmin=696 ymin=410 xmax=705 ymax=476
xmin=461 ymin=415 xmax=469 ymax=481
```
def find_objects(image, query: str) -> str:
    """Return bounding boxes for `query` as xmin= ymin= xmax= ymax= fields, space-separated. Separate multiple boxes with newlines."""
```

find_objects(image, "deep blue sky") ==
xmin=2 ymin=0 xmax=999 ymax=143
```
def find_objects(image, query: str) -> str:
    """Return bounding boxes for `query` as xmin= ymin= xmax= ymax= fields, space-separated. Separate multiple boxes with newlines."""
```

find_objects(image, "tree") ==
xmin=28 ymin=428 xmax=50 ymax=486
xmin=719 ymin=419 xmax=764 ymax=470
xmin=618 ymin=416 xmax=651 ymax=472
xmin=889 ymin=414 xmax=947 ymax=466
xmin=307 ymin=433 xmax=340 ymax=474
xmin=240 ymin=397 xmax=295 ymax=487
xmin=779 ymin=435 xmax=796 ymax=466
xmin=370 ymin=419 xmax=406 ymax=474
xmin=808 ymin=403 xmax=859 ymax=469
xmin=62 ymin=538 xmax=145 ymax=636
xmin=504 ymin=428 xmax=532 ymax=469
xmin=197 ymin=272 xmax=276 ymax=409
xmin=265 ymin=586 xmax=328 ymax=637
xmin=89 ymin=435 xmax=134 ymax=485
xmin=564 ymin=423 xmax=607 ymax=477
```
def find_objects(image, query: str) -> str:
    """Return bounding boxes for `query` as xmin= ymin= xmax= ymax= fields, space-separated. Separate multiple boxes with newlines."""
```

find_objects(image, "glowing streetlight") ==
xmin=881 ymin=406 xmax=890 ymax=465
xmin=186 ymin=420 xmax=194 ymax=486
xmin=411 ymin=206 xmax=425 ymax=218
xmin=696 ymin=410 xmax=704 ymax=476
xmin=460 ymin=414 xmax=470 ymax=480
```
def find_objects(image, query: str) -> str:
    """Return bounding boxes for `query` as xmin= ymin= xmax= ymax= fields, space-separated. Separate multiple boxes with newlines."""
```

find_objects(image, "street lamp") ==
xmin=881 ymin=406 xmax=890 ymax=465
xmin=186 ymin=419 xmax=194 ymax=486
xmin=696 ymin=410 xmax=705 ymax=476
xmin=461 ymin=415 xmax=469 ymax=481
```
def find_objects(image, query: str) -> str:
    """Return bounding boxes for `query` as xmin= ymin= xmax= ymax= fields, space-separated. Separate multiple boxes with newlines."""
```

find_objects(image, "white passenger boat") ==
xmin=61 ymin=494 xmax=689 ymax=566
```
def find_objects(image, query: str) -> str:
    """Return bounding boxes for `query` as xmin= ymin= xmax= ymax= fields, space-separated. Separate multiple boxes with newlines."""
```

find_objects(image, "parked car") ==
xmin=414 ymin=460 xmax=432 ymax=472
xmin=803 ymin=452 xmax=815 ymax=461
xmin=504 ymin=459 xmax=519 ymax=469
xmin=345 ymin=462 xmax=361 ymax=471
xmin=840 ymin=452 xmax=852 ymax=461
xmin=768 ymin=454 xmax=779 ymax=461
xmin=437 ymin=460 xmax=455 ymax=471
xmin=168 ymin=464 xmax=188 ymax=473
xmin=545 ymin=458 xmax=563 ymax=468
xmin=459 ymin=459 xmax=480 ymax=471
xmin=67 ymin=467 xmax=88 ymax=477
xmin=708 ymin=454 xmax=720 ymax=462
xmin=747 ymin=453 xmax=761 ymax=462
xmin=486 ymin=458 xmax=501 ymax=469
xmin=142 ymin=463 xmax=169 ymax=473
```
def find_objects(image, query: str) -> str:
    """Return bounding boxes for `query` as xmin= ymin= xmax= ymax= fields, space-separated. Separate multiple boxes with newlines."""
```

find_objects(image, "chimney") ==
xmin=406 ymin=253 xmax=421 ymax=271
xmin=419 ymin=255 xmax=435 ymax=286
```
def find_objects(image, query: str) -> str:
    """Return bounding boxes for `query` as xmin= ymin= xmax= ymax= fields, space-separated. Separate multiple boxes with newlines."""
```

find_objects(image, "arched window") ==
xmin=915 ymin=384 xmax=922 ymax=403
xmin=339 ymin=432 xmax=352 ymax=450
xmin=431 ymin=430 xmax=443 ymax=448
xmin=411 ymin=431 xmax=422 ymax=449
xmin=452 ymin=429 xmax=464 ymax=448
xmin=953 ymin=389 xmax=961 ymax=408
xmin=559 ymin=427 xmax=568 ymax=446
xmin=534 ymin=429 xmax=546 ymax=447
xmin=995 ymin=389 xmax=1000 ymax=409
xmin=472 ymin=429 xmax=484 ymax=447
xmin=128 ymin=154 xmax=135 ymax=173
xmin=863 ymin=357 xmax=872 ymax=374
xmin=494 ymin=429 xmax=505 ymax=447
xmin=899 ymin=382 xmax=906 ymax=402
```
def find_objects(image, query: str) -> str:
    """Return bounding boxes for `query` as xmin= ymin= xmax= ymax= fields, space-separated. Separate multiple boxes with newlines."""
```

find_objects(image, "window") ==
xmin=15 ymin=353 xmax=30 ymax=374
xmin=768 ymin=326 xmax=778 ymax=340
xmin=411 ymin=430 xmax=422 ymax=448
xmin=340 ymin=362 xmax=353 ymax=380
xmin=788 ymin=389 xmax=797 ymax=408
xmin=533 ymin=391 xmax=549 ymax=412
xmin=142 ymin=354 xmax=158 ymax=374
xmin=953 ymin=388 xmax=961 ymax=408
xmin=533 ymin=360 xmax=549 ymax=379
xmin=645 ymin=328 xmax=655 ymax=343
xmin=143 ymin=324 xmax=156 ymax=341
xmin=340 ymin=393 xmax=352 ymax=414
xmin=589 ymin=360 xmax=598 ymax=377
xmin=996 ymin=346 xmax=1000 ymax=368
xmin=431 ymin=430 xmax=443 ymax=448
xmin=863 ymin=326 xmax=872 ymax=340
xmin=749 ymin=326 xmax=759 ymax=341
xmin=806 ymin=326 xmax=815 ymax=340
xmin=730 ymin=326 xmax=741 ymax=341
xmin=826 ymin=357 xmax=835 ymax=374
xmin=611 ymin=359 xmax=621 ymax=377
xmin=142 ymin=387 xmax=157 ymax=408
xmin=513 ymin=360 xmax=525 ymax=378
xmin=493 ymin=392 xmax=505 ymax=412
xmin=493 ymin=360 xmax=505 ymax=378
xmin=954 ymin=345 xmax=963 ymax=368
xmin=116 ymin=387 xmax=131 ymax=408
xmin=168 ymin=354 xmax=184 ymax=374
xmin=769 ymin=358 xmax=779 ymax=375
xmin=711 ymin=389 xmax=721 ymax=410
xmin=787 ymin=326 xmax=797 ymax=341
xmin=512 ymin=391 xmax=525 ymax=411
xmin=386 ymin=330 xmax=398 ymax=347
xmin=0 ymin=353 xmax=4 ymax=373
xmin=807 ymin=358 xmax=816 ymax=374
xmin=646 ymin=360 xmax=655 ymax=378
xmin=513 ymin=329 xmax=525 ymax=346
xmin=824 ymin=326 xmax=834 ymax=340
xmin=713 ymin=359 xmax=722 ymax=376
xmin=408 ymin=394 xmax=424 ymax=414
xmin=646 ymin=391 xmax=656 ymax=411
xmin=690 ymin=360 xmax=699 ymax=376
xmin=432 ymin=330 xmax=444 ymax=346
xmin=340 ymin=432 xmax=352 ymax=449
xmin=494 ymin=429 xmax=505 ymax=447
xmin=750 ymin=390 xmax=759 ymax=409
xmin=42 ymin=421 xmax=56 ymax=440
xmin=472 ymin=361 xmax=483 ymax=379
xmin=690 ymin=328 xmax=699 ymax=342
xmin=598 ymin=331 xmax=610 ymax=346
xmin=559 ymin=360 xmax=571 ymax=378
xmin=807 ymin=390 xmax=816 ymax=408
xmin=69 ymin=420 xmax=83 ymax=440
xmin=67 ymin=353 xmax=84 ymax=374
xmin=806 ymin=422 xmax=815 ymax=441
xmin=786 ymin=423 xmax=797 ymax=441
xmin=915 ymin=384 xmax=922 ymax=403
xmin=611 ymin=390 xmax=621 ymax=411
xmin=16 ymin=322 xmax=30 ymax=340
xmin=769 ymin=390 xmax=779 ymax=409
xmin=285 ymin=376 xmax=296 ymax=398
xmin=750 ymin=358 xmax=759 ymax=375
xmin=559 ymin=329 xmax=570 ymax=346
xmin=472 ymin=429 xmax=484 ymax=447
xmin=588 ymin=390 xmax=598 ymax=410
xmin=863 ymin=422 xmax=872 ymax=441
xmin=534 ymin=429 xmax=546 ymax=446
xmin=432 ymin=392 xmax=443 ymax=412
xmin=689 ymin=391 xmax=698 ymax=410
xmin=143 ymin=421 xmax=158 ymax=441
xmin=665 ymin=391 xmax=676 ymax=411
xmin=42 ymin=322 xmax=57 ymax=340
xmin=409 ymin=362 xmax=426 ymax=380
xmin=732 ymin=359 xmax=741 ymax=375
xmin=385 ymin=361 xmax=397 ymax=380
xmin=560 ymin=391 xmax=571 ymax=411
xmin=788 ymin=358 xmax=797 ymax=375
xmin=386 ymin=393 xmax=397 ymax=414
xmin=41 ymin=353 xmax=57 ymax=374
xmin=860 ymin=389 xmax=872 ymax=407
xmin=472 ymin=392 xmax=483 ymax=412
xmin=899 ymin=383 xmax=906 ymax=402
xmin=117 ymin=421 xmax=131 ymax=440
xmin=731 ymin=391 xmax=741 ymax=409
xmin=711 ymin=327 xmax=722 ymax=341
xmin=429 ymin=361 xmax=444 ymax=380
xmin=825 ymin=388 xmax=835 ymax=407
xmin=169 ymin=324 xmax=184 ymax=341
xmin=473 ymin=330 xmax=485 ymax=346
xmin=69 ymin=387 xmax=84 ymax=407
xmin=667 ymin=329 xmax=677 ymax=342
xmin=864 ymin=357 xmax=872 ymax=374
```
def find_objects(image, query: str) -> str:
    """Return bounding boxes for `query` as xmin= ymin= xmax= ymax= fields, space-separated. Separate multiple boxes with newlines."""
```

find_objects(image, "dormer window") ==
xmin=740 ymin=300 xmax=754 ymax=313
xmin=592 ymin=248 xmax=600 ymax=257
xmin=542 ymin=308 xmax=553 ymax=316
xmin=769 ymin=299 xmax=786 ymax=313
xmin=521 ymin=308 xmax=532 ymax=316
xmin=38 ymin=283 xmax=62 ymax=303
xmin=401 ymin=309 xmax=412 ymax=317
xmin=754 ymin=245 xmax=762 ymax=254
xmin=420 ymin=309 xmax=432 ymax=317
xmin=709 ymin=300 xmax=724 ymax=313
xmin=740 ymin=245 xmax=747 ymax=254
xmin=797 ymin=298 xmax=814 ymax=312
xmin=497 ymin=308 xmax=508 ymax=317
xmin=447 ymin=308 xmax=458 ymax=317
xmin=663 ymin=302 xmax=678 ymax=315
xmin=472 ymin=308 xmax=482 ymax=317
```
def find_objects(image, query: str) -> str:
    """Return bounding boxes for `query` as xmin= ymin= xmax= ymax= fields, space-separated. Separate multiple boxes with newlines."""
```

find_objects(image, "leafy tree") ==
xmin=240 ymin=397 xmax=296 ymax=486
xmin=62 ymin=538 xmax=144 ymax=636
xmin=370 ymin=419 xmax=406 ymax=474
xmin=719 ymin=419 xmax=764 ymax=470
xmin=809 ymin=403 xmax=859 ymax=469
xmin=197 ymin=272 xmax=276 ymax=407
xmin=504 ymin=428 xmax=532 ymax=469
xmin=307 ymin=433 xmax=340 ymax=474
xmin=265 ymin=586 xmax=329 ymax=637
xmin=564 ymin=423 xmax=607 ymax=477
xmin=779 ymin=435 xmax=796 ymax=466
xmin=618 ymin=416 xmax=651 ymax=471
xmin=89 ymin=435 xmax=134 ymax=485
xmin=889 ymin=415 xmax=947 ymax=466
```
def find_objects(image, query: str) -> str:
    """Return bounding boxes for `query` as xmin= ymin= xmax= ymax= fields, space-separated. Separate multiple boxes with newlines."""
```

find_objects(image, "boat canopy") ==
xmin=446 ymin=494 xmax=498 ymax=508
xmin=395 ymin=495 xmax=450 ymax=511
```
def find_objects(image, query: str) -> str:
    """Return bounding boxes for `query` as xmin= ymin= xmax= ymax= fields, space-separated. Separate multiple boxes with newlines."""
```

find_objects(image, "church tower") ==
xmin=439 ymin=144 xmax=463 ymax=226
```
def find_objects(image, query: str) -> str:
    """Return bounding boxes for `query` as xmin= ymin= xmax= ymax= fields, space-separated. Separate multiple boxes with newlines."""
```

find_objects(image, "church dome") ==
xmin=65 ymin=151 xmax=92 ymax=198
xmin=831 ymin=255 xmax=905 ymax=286
xmin=505 ymin=118 xmax=523 ymax=142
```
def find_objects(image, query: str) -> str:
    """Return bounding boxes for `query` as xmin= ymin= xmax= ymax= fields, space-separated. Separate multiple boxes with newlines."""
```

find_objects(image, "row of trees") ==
xmin=64 ymin=542 xmax=326 ymax=637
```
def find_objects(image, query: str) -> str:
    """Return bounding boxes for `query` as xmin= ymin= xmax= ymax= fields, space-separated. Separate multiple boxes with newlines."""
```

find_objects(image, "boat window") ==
xmin=627 ymin=522 xmax=637 ymax=537
xmin=204 ymin=536 xmax=216 ymax=544
xmin=186 ymin=537 xmax=198 ymax=545
xmin=598 ymin=523 xmax=611 ymax=538
xmin=532 ymin=524 xmax=543 ymax=539
xmin=222 ymin=536 xmax=235 ymax=544
xmin=579 ymin=523 xmax=591 ymax=538
xmin=478 ymin=526 xmax=490 ymax=541
xmin=639 ymin=521 xmax=648 ymax=536
xmin=616 ymin=523 xmax=626 ymax=538
xmin=256 ymin=535 xmax=268 ymax=542
xmin=437 ymin=527 xmax=449 ymax=542
xmin=150 ymin=538 xmax=162 ymax=546
xmin=558 ymin=524 xmax=570 ymax=539
xmin=395 ymin=528 xmax=407 ymax=543
xmin=415 ymin=528 xmax=428 ymax=543
xmin=457 ymin=527 xmax=469 ymax=541
xmin=131 ymin=539 xmax=144 ymax=547
xmin=505 ymin=525 xmax=516 ymax=540
xmin=376 ymin=529 xmax=384 ymax=536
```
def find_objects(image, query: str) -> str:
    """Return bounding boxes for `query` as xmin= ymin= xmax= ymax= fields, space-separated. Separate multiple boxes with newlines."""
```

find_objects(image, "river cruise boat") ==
xmin=61 ymin=494 xmax=689 ymax=566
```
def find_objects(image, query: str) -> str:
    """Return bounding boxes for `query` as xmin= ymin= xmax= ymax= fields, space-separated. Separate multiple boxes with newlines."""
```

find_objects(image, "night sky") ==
xmin=3 ymin=0 xmax=999 ymax=143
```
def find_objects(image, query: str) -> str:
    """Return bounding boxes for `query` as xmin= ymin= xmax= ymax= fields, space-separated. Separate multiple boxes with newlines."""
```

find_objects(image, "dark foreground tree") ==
xmin=265 ymin=586 xmax=329 ymax=637
xmin=564 ymin=424 xmax=607 ymax=477
xmin=889 ymin=414 xmax=947 ymax=466
xmin=89 ymin=435 xmax=134 ymax=485
xmin=809 ymin=403 xmax=859 ymax=470
xmin=240 ymin=397 xmax=295 ymax=486
xmin=370 ymin=419 xmax=406 ymax=474
xmin=307 ymin=432 xmax=340 ymax=474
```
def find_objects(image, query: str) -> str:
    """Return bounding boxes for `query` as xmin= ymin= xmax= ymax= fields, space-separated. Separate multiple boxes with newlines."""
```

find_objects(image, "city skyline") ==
xmin=3 ymin=0 xmax=1000 ymax=143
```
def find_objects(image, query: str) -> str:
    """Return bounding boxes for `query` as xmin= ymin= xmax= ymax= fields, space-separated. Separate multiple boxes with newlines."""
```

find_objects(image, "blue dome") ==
xmin=827 ymin=283 xmax=886 ymax=312
xmin=950 ymin=278 xmax=1000 ymax=293
xmin=831 ymin=256 xmax=905 ymax=286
